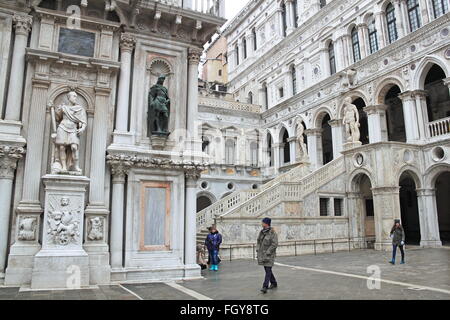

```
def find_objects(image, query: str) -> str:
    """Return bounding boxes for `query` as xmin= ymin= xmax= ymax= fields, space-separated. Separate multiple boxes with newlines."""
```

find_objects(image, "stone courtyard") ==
xmin=1 ymin=247 xmax=448 ymax=300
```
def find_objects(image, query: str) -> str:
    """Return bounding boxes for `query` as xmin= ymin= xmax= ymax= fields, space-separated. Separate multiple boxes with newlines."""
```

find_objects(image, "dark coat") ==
xmin=390 ymin=226 xmax=405 ymax=246
xmin=257 ymin=227 xmax=278 ymax=267
xmin=205 ymin=231 xmax=222 ymax=251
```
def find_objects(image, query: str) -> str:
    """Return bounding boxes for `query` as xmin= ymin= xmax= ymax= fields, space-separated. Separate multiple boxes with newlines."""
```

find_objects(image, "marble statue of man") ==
xmin=148 ymin=75 xmax=171 ymax=136
xmin=342 ymin=97 xmax=361 ymax=143
xmin=296 ymin=119 xmax=308 ymax=160
xmin=50 ymin=91 xmax=87 ymax=175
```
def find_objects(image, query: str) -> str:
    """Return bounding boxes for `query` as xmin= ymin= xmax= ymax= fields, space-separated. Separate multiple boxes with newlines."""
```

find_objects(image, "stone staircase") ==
xmin=196 ymin=228 xmax=210 ymax=246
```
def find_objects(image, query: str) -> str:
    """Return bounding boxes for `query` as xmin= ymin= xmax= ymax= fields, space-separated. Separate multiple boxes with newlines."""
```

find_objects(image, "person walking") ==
xmin=389 ymin=219 xmax=406 ymax=265
xmin=257 ymin=217 xmax=278 ymax=294
xmin=205 ymin=225 xmax=222 ymax=271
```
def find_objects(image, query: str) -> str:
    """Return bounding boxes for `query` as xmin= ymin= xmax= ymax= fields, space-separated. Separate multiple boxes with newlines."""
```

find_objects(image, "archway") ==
xmin=266 ymin=132 xmax=274 ymax=167
xmin=385 ymin=85 xmax=406 ymax=142
xmin=353 ymin=98 xmax=369 ymax=145
xmin=197 ymin=195 xmax=213 ymax=213
xmin=280 ymin=128 xmax=290 ymax=165
xmin=399 ymin=172 xmax=421 ymax=244
xmin=424 ymin=64 xmax=450 ymax=122
xmin=435 ymin=172 xmax=450 ymax=244
xmin=321 ymin=114 xmax=333 ymax=165
xmin=352 ymin=173 xmax=375 ymax=247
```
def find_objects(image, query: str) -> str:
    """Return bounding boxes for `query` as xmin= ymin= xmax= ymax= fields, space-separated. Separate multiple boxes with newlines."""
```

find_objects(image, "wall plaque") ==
xmin=58 ymin=28 xmax=95 ymax=57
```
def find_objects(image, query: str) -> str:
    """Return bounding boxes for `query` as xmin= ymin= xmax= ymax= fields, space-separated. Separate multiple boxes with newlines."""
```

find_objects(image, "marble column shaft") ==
xmin=110 ymin=170 xmax=126 ymax=269
xmin=187 ymin=48 xmax=202 ymax=138
xmin=185 ymin=176 xmax=198 ymax=267
xmin=364 ymin=105 xmax=388 ymax=143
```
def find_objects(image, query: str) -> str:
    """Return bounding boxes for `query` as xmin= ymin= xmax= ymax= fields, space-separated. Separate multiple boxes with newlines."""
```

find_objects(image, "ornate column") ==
xmin=398 ymin=91 xmax=421 ymax=143
xmin=187 ymin=48 xmax=203 ymax=154
xmin=329 ymin=119 xmax=343 ymax=158
xmin=3 ymin=14 xmax=32 ymax=122
xmin=364 ymin=105 xmax=388 ymax=143
xmin=305 ymin=128 xmax=322 ymax=169
xmin=357 ymin=23 xmax=368 ymax=59
xmin=184 ymin=171 xmax=201 ymax=278
xmin=393 ymin=0 xmax=406 ymax=37
xmin=113 ymin=33 xmax=136 ymax=144
xmin=416 ymin=188 xmax=442 ymax=247
xmin=109 ymin=160 xmax=129 ymax=270
xmin=285 ymin=0 xmax=296 ymax=35
xmin=0 ymin=146 xmax=25 ymax=276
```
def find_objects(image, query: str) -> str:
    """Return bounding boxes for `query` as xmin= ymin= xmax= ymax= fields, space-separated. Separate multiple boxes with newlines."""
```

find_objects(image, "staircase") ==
xmin=197 ymin=228 xmax=209 ymax=246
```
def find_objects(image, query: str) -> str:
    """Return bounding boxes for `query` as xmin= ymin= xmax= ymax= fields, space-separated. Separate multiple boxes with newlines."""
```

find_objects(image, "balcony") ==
xmin=150 ymin=0 xmax=225 ymax=18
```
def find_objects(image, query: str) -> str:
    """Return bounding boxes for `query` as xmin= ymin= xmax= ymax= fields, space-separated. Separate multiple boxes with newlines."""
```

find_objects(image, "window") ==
xmin=432 ymin=0 xmax=448 ymax=18
xmin=320 ymin=198 xmax=329 ymax=216
xmin=291 ymin=66 xmax=297 ymax=95
xmin=252 ymin=28 xmax=257 ymax=50
xmin=368 ymin=18 xmax=379 ymax=54
xmin=279 ymin=87 xmax=284 ymax=98
xmin=328 ymin=42 xmax=336 ymax=75
xmin=218 ymin=69 xmax=222 ymax=76
xmin=248 ymin=92 xmax=253 ymax=104
xmin=281 ymin=2 xmax=287 ymax=37
xmin=225 ymin=139 xmax=236 ymax=164
xmin=386 ymin=3 xmax=398 ymax=44
xmin=243 ymin=38 xmax=247 ymax=59
xmin=334 ymin=199 xmax=343 ymax=216
xmin=351 ymin=27 xmax=361 ymax=62
xmin=235 ymin=44 xmax=240 ymax=65
xmin=202 ymin=136 xmax=210 ymax=153
xmin=407 ymin=0 xmax=422 ymax=31
xmin=320 ymin=0 xmax=327 ymax=9
xmin=263 ymin=83 xmax=269 ymax=108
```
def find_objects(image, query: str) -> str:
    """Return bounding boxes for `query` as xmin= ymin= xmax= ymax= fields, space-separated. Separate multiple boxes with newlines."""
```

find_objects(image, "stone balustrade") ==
xmin=152 ymin=0 xmax=224 ymax=17
xmin=428 ymin=117 xmax=450 ymax=138
xmin=198 ymin=96 xmax=262 ymax=113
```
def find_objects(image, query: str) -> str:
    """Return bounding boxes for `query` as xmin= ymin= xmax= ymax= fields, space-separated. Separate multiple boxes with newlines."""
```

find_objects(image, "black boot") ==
xmin=260 ymin=287 xmax=268 ymax=294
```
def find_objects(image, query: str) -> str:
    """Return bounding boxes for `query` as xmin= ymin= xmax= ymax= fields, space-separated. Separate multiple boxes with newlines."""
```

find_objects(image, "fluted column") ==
xmin=187 ymin=48 xmax=202 ymax=138
xmin=110 ymin=164 xmax=128 ymax=270
xmin=4 ymin=14 xmax=32 ymax=121
xmin=114 ymin=33 xmax=136 ymax=134
xmin=364 ymin=105 xmax=388 ymax=143
xmin=0 ymin=146 xmax=25 ymax=275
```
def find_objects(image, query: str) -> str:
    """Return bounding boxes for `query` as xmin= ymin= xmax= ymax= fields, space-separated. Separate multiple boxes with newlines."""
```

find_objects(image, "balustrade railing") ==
xmin=428 ymin=117 xmax=450 ymax=138
xmin=149 ymin=0 xmax=224 ymax=17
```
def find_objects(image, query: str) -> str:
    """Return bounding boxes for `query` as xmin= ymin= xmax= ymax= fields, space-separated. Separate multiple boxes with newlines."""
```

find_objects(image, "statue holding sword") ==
xmin=48 ymin=91 xmax=87 ymax=175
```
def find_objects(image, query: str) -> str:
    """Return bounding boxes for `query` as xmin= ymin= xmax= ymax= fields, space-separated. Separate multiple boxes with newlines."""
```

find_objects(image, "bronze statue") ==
xmin=148 ymin=75 xmax=170 ymax=136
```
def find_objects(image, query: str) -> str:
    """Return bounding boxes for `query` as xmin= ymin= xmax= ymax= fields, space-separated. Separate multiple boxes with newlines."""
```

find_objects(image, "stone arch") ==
xmin=346 ymin=22 xmax=358 ymax=35
xmin=424 ymin=163 xmax=450 ymax=189
xmin=197 ymin=190 xmax=217 ymax=203
xmin=48 ymin=86 xmax=94 ymax=112
xmin=362 ymin=11 xmax=376 ymax=25
xmin=375 ymin=77 xmax=405 ymax=104
xmin=348 ymin=168 xmax=376 ymax=192
xmin=413 ymin=55 xmax=450 ymax=90
xmin=397 ymin=165 xmax=423 ymax=189
xmin=313 ymin=107 xmax=333 ymax=128
xmin=380 ymin=0 xmax=395 ymax=12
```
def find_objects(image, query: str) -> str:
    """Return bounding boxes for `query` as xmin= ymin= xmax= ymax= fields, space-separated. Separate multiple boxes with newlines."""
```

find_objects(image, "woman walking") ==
xmin=257 ymin=217 xmax=278 ymax=294
xmin=205 ymin=225 xmax=222 ymax=271
xmin=389 ymin=219 xmax=406 ymax=265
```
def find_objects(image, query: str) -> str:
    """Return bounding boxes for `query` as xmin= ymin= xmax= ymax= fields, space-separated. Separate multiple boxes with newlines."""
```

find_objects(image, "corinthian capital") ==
xmin=13 ymin=14 xmax=33 ymax=36
xmin=188 ymin=47 xmax=203 ymax=65
xmin=0 ymin=145 xmax=26 ymax=179
xmin=120 ymin=33 xmax=137 ymax=52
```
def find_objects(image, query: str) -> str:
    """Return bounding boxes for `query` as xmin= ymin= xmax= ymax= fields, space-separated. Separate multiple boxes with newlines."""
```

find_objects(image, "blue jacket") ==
xmin=205 ymin=231 xmax=222 ymax=251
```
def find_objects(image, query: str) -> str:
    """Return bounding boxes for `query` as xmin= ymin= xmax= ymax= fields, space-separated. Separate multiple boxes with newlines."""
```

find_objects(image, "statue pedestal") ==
xmin=343 ymin=141 xmax=362 ymax=151
xmin=150 ymin=134 xmax=169 ymax=150
xmin=31 ymin=175 xmax=90 ymax=289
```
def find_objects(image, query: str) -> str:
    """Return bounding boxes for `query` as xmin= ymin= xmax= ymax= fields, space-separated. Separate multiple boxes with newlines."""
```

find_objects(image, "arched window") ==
xmin=243 ymin=38 xmax=247 ymax=59
xmin=235 ymin=44 xmax=240 ymax=66
xmin=407 ymin=0 xmax=422 ymax=32
xmin=225 ymin=139 xmax=236 ymax=165
xmin=250 ymin=141 xmax=259 ymax=167
xmin=432 ymin=0 xmax=449 ymax=18
xmin=263 ymin=83 xmax=269 ymax=109
xmin=291 ymin=66 xmax=297 ymax=95
xmin=386 ymin=3 xmax=398 ymax=44
xmin=281 ymin=2 xmax=287 ymax=37
xmin=368 ymin=17 xmax=379 ymax=54
xmin=252 ymin=28 xmax=257 ymax=51
xmin=202 ymin=136 xmax=210 ymax=154
xmin=328 ymin=42 xmax=336 ymax=75
xmin=248 ymin=91 xmax=253 ymax=104
xmin=320 ymin=0 xmax=327 ymax=9
xmin=351 ymin=27 xmax=361 ymax=63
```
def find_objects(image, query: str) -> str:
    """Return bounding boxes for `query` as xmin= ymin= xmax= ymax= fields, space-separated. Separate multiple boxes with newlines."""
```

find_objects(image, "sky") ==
xmin=225 ymin=0 xmax=249 ymax=20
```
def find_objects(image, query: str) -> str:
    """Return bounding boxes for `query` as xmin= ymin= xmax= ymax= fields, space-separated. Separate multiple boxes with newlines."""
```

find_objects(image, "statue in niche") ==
xmin=296 ymin=119 xmax=308 ymax=160
xmin=342 ymin=97 xmax=361 ymax=143
xmin=49 ymin=91 xmax=87 ymax=175
xmin=47 ymin=197 xmax=80 ymax=246
xmin=148 ymin=75 xmax=171 ymax=136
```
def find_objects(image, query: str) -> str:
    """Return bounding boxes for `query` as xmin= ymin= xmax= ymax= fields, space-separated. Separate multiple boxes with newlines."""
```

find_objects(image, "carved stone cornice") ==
xmin=188 ymin=47 xmax=203 ymax=65
xmin=13 ymin=14 xmax=33 ymax=36
xmin=0 ymin=145 xmax=26 ymax=180
xmin=106 ymin=154 xmax=209 ymax=180
xmin=119 ymin=33 xmax=137 ymax=53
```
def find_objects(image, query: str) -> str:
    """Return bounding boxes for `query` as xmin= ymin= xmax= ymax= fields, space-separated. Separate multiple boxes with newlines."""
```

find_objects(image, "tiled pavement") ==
xmin=0 ymin=247 xmax=449 ymax=300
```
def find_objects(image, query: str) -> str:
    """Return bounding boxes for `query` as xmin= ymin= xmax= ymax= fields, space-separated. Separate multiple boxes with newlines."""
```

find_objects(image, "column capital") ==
xmin=328 ymin=119 xmax=343 ymax=127
xmin=399 ymin=90 xmax=427 ymax=101
xmin=188 ymin=47 xmax=203 ymax=65
xmin=13 ymin=14 xmax=33 ymax=36
xmin=364 ymin=104 xmax=388 ymax=114
xmin=0 ymin=145 xmax=26 ymax=179
xmin=119 ymin=33 xmax=136 ymax=52
xmin=107 ymin=155 xmax=132 ymax=183
xmin=305 ymin=128 xmax=323 ymax=136
xmin=371 ymin=186 xmax=400 ymax=195
xmin=416 ymin=188 xmax=436 ymax=196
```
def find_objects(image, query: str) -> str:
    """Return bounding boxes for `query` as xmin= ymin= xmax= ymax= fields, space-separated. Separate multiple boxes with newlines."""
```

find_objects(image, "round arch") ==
xmin=348 ymin=168 xmax=376 ymax=192
xmin=375 ymin=77 xmax=406 ymax=104
xmin=313 ymin=107 xmax=333 ymax=129
xmin=413 ymin=55 xmax=450 ymax=90
xmin=424 ymin=163 xmax=450 ymax=189
xmin=396 ymin=165 xmax=423 ymax=190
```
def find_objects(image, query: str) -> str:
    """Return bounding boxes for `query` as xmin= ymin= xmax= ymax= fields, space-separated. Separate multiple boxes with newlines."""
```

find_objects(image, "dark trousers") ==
xmin=263 ymin=266 xmax=277 ymax=288
xmin=392 ymin=244 xmax=405 ymax=262
xmin=208 ymin=249 xmax=219 ymax=265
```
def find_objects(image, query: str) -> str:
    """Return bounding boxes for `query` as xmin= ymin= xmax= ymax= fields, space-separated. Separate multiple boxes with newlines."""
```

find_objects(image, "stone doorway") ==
xmin=435 ymin=172 xmax=450 ymax=245
xmin=399 ymin=172 xmax=421 ymax=245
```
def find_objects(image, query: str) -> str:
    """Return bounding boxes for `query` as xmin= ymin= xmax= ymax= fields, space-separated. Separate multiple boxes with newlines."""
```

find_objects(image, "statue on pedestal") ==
xmin=49 ymin=91 xmax=87 ymax=175
xmin=148 ymin=75 xmax=171 ymax=136
xmin=342 ymin=97 xmax=361 ymax=143
xmin=296 ymin=119 xmax=308 ymax=161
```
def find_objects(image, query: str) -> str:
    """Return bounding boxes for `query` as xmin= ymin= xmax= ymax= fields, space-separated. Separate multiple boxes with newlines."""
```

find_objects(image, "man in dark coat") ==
xmin=205 ymin=225 xmax=222 ymax=271
xmin=257 ymin=217 xmax=278 ymax=293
